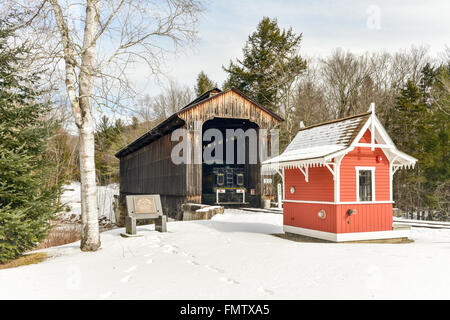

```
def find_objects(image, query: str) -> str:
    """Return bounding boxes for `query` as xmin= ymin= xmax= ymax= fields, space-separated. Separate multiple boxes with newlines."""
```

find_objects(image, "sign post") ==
xmin=277 ymin=183 xmax=282 ymax=209
xmin=122 ymin=195 xmax=167 ymax=237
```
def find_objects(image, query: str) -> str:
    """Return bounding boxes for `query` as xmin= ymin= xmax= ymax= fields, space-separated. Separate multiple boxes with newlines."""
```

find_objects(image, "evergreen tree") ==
xmin=390 ymin=64 xmax=450 ymax=219
xmin=223 ymin=17 xmax=306 ymax=113
xmin=0 ymin=18 xmax=61 ymax=263
xmin=194 ymin=71 xmax=217 ymax=96
xmin=95 ymin=116 xmax=123 ymax=185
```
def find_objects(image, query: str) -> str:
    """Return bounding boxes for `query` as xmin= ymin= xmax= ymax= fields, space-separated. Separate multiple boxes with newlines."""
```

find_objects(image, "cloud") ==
xmin=127 ymin=0 xmax=449 ymax=96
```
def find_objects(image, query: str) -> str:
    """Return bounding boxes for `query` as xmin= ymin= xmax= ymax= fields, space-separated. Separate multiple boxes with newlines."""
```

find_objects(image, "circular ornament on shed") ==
xmin=318 ymin=209 xmax=326 ymax=219
xmin=290 ymin=186 xmax=295 ymax=194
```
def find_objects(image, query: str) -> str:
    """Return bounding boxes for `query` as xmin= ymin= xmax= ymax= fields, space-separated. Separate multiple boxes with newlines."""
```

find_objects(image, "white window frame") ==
xmin=355 ymin=166 xmax=375 ymax=202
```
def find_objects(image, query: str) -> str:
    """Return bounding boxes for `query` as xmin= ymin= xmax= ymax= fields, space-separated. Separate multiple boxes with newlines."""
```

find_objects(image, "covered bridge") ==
xmin=115 ymin=88 xmax=283 ymax=220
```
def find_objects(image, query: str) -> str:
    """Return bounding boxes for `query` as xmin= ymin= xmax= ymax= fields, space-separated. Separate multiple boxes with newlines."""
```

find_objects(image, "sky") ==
xmin=134 ymin=0 xmax=449 ymax=97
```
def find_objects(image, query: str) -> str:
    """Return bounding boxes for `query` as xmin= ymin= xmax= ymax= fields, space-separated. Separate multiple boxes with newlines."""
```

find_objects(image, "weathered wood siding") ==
xmin=120 ymin=134 xmax=186 ymax=196
xmin=118 ymin=89 xmax=282 ymax=218
xmin=178 ymin=90 xmax=281 ymax=200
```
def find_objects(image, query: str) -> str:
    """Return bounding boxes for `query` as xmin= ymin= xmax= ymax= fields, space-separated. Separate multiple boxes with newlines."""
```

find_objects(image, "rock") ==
xmin=182 ymin=203 xmax=224 ymax=221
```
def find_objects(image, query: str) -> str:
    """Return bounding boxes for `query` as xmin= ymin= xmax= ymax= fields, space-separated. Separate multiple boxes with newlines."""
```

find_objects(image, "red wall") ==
xmin=285 ymin=166 xmax=334 ymax=202
xmin=284 ymin=202 xmax=393 ymax=233
xmin=284 ymin=202 xmax=337 ymax=233
xmin=340 ymin=130 xmax=390 ymax=202
xmin=283 ymin=129 xmax=393 ymax=234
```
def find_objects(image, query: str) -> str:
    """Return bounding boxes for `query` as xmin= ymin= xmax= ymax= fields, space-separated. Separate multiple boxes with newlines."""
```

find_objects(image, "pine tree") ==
xmin=194 ymin=71 xmax=217 ymax=96
xmin=0 ymin=18 xmax=61 ymax=263
xmin=95 ymin=116 xmax=123 ymax=185
xmin=223 ymin=17 xmax=306 ymax=113
xmin=390 ymin=64 xmax=450 ymax=219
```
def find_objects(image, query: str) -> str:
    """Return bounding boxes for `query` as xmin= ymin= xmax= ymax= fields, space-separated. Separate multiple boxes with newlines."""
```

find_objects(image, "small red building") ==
xmin=263 ymin=107 xmax=417 ymax=242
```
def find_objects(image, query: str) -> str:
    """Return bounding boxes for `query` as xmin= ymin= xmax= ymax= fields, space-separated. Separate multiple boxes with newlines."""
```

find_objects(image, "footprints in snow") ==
xmin=220 ymin=277 xmax=239 ymax=285
xmin=163 ymin=244 xmax=178 ymax=254
xmin=186 ymin=259 xmax=199 ymax=265
xmin=205 ymin=265 xmax=224 ymax=274
xmin=120 ymin=274 xmax=132 ymax=283
xmin=257 ymin=286 xmax=274 ymax=295
xmin=113 ymin=236 xmax=273 ymax=295
xmin=123 ymin=265 xmax=137 ymax=273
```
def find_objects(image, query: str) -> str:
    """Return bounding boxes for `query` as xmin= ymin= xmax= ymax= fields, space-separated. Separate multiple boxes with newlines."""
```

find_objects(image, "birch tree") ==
xmin=5 ymin=0 xmax=203 ymax=251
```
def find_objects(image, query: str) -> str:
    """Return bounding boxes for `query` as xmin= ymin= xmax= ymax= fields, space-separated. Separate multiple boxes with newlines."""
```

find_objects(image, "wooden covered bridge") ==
xmin=115 ymin=88 xmax=283 ymax=220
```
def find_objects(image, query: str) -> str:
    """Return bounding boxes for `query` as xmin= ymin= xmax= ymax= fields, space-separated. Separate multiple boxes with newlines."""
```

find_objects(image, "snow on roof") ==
xmin=284 ymin=113 xmax=369 ymax=153
xmin=263 ymin=112 xmax=370 ymax=169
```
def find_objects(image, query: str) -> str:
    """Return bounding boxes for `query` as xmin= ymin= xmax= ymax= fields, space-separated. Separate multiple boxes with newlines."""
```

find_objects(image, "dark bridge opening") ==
xmin=201 ymin=117 xmax=260 ymax=206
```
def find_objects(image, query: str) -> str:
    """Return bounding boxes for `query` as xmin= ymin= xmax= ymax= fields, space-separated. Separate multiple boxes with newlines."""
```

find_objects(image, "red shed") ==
xmin=262 ymin=106 xmax=417 ymax=242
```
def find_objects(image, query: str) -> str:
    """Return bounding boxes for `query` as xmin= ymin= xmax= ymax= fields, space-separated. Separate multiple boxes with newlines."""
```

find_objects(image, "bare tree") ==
xmin=320 ymin=49 xmax=373 ymax=118
xmin=5 ymin=0 xmax=204 ymax=251
xmin=152 ymin=80 xmax=192 ymax=120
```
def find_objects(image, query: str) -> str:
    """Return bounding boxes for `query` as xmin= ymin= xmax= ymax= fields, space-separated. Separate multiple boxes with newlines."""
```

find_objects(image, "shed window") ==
xmin=358 ymin=170 xmax=373 ymax=201
xmin=236 ymin=174 xmax=244 ymax=186
xmin=217 ymin=174 xmax=224 ymax=186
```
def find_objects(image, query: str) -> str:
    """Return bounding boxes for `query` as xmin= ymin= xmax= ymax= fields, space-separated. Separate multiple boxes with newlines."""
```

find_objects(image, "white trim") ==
xmin=351 ymin=117 xmax=372 ymax=147
xmin=283 ymin=199 xmax=334 ymax=204
xmin=325 ymin=163 xmax=335 ymax=177
xmin=283 ymin=199 xmax=394 ymax=205
xmin=355 ymin=166 xmax=376 ymax=202
xmin=372 ymin=114 xmax=396 ymax=147
xmin=334 ymin=155 xmax=344 ymax=202
xmin=262 ymin=111 xmax=417 ymax=176
xmin=355 ymin=166 xmax=376 ymax=171
xmin=283 ymin=225 xmax=410 ymax=242
xmin=354 ymin=143 xmax=393 ymax=149
xmin=274 ymin=168 xmax=285 ymax=202
xmin=371 ymin=115 xmax=375 ymax=151
xmin=298 ymin=166 xmax=309 ymax=182
xmin=324 ymin=147 xmax=354 ymax=161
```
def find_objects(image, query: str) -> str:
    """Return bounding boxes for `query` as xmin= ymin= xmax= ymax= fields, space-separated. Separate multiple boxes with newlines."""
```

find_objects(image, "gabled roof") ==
xmin=262 ymin=109 xmax=417 ymax=172
xmin=178 ymin=87 xmax=284 ymax=122
xmin=285 ymin=112 xmax=370 ymax=156
xmin=181 ymin=88 xmax=222 ymax=110
xmin=116 ymin=87 xmax=282 ymax=158
xmin=264 ymin=112 xmax=370 ymax=166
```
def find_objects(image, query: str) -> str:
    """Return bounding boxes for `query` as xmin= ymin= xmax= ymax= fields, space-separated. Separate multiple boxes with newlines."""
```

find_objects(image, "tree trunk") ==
xmin=78 ymin=0 xmax=101 ymax=251
xmin=79 ymin=114 xmax=100 ymax=251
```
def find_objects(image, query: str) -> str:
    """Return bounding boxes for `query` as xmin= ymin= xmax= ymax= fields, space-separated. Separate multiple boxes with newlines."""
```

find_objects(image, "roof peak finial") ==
xmin=369 ymin=102 xmax=375 ymax=114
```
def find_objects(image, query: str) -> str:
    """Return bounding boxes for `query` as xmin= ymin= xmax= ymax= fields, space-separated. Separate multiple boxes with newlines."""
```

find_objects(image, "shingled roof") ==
xmin=263 ymin=112 xmax=371 ymax=167
xmin=263 ymin=109 xmax=417 ymax=172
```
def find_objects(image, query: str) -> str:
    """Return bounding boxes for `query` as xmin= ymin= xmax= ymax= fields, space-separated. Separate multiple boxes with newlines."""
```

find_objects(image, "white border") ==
xmin=355 ymin=166 xmax=375 ymax=202
xmin=283 ymin=199 xmax=393 ymax=205
xmin=283 ymin=225 xmax=410 ymax=242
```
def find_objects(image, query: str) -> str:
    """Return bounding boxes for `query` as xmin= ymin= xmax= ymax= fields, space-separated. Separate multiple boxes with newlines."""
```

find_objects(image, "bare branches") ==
xmin=48 ymin=0 xmax=82 ymax=125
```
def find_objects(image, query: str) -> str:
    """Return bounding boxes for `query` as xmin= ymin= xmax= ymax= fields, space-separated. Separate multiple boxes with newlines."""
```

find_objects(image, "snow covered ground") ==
xmin=58 ymin=182 xmax=119 ymax=224
xmin=1 ymin=209 xmax=450 ymax=300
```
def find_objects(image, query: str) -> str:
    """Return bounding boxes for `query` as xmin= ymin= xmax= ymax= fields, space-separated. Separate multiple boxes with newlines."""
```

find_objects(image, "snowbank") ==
xmin=1 ymin=209 xmax=450 ymax=299
xmin=58 ymin=182 xmax=119 ymax=224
